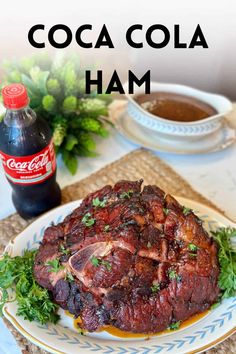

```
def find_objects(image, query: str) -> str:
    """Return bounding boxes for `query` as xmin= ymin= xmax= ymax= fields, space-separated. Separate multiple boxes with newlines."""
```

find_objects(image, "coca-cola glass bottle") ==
xmin=0 ymin=83 xmax=61 ymax=219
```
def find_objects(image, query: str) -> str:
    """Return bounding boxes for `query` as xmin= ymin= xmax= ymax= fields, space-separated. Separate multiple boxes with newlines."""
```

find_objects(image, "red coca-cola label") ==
xmin=0 ymin=140 xmax=57 ymax=185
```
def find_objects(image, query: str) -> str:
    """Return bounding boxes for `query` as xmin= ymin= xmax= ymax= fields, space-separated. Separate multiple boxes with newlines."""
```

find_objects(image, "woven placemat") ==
xmin=0 ymin=148 xmax=235 ymax=354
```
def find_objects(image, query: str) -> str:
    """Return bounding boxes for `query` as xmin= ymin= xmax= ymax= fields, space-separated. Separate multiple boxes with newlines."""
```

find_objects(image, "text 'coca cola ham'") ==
xmin=0 ymin=83 xmax=61 ymax=219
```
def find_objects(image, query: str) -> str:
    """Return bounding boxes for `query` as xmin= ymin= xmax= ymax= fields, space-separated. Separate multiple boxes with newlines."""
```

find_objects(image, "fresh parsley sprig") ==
xmin=0 ymin=250 xmax=59 ymax=324
xmin=211 ymin=227 xmax=236 ymax=299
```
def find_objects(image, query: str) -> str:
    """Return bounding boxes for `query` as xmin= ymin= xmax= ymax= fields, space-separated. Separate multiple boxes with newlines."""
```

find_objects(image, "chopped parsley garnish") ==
xmin=189 ymin=253 xmax=197 ymax=257
xmin=82 ymin=212 xmax=95 ymax=227
xmin=66 ymin=272 xmax=74 ymax=282
xmin=168 ymin=269 xmax=181 ymax=282
xmin=101 ymin=260 xmax=112 ymax=271
xmin=163 ymin=208 xmax=169 ymax=216
xmin=151 ymin=283 xmax=160 ymax=293
xmin=60 ymin=244 xmax=70 ymax=255
xmin=91 ymin=257 xmax=112 ymax=271
xmin=188 ymin=243 xmax=198 ymax=252
xmin=91 ymin=256 xmax=100 ymax=267
xmin=183 ymin=206 xmax=192 ymax=216
xmin=46 ymin=259 xmax=64 ymax=273
xmin=92 ymin=197 xmax=107 ymax=208
xmin=0 ymin=250 xmax=59 ymax=324
xmin=211 ymin=302 xmax=220 ymax=310
xmin=104 ymin=225 xmax=110 ymax=232
xmin=147 ymin=241 xmax=152 ymax=249
xmin=168 ymin=321 xmax=181 ymax=330
xmin=211 ymin=227 xmax=236 ymax=299
xmin=120 ymin=190 xmax=133 ymax=199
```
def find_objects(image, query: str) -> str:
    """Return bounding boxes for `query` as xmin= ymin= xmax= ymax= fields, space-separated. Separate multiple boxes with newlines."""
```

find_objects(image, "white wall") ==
xmin=0 ymin=0 xmax=236 ymax=98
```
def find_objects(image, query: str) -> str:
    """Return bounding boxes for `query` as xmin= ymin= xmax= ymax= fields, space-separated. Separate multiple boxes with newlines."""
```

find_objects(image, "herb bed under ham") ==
xmin=33 ymin=180 xmax=220 ymax=333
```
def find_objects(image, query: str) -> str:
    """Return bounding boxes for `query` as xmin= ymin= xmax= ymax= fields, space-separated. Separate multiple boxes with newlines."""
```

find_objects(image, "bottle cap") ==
xmin=2 ymin=83 xmax=30 ymax=109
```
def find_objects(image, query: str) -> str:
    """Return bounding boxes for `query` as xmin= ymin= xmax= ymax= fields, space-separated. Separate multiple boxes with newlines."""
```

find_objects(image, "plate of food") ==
xmin=1 ymin=179 xmax=235 ymax=354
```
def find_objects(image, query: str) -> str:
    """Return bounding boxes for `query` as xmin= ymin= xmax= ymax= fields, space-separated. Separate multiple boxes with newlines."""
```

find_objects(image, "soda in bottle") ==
xmin=0 ymin=83 xmax=61 ymax=219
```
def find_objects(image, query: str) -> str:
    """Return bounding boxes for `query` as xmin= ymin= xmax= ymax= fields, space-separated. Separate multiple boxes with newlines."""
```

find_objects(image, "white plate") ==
xmin=3 ymin=198 xmax=236 ymax=354
xmin=115 ymin=112 xmax=236 ymax=154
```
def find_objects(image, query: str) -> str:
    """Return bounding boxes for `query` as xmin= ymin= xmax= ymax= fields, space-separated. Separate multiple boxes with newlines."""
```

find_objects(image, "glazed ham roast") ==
xmin=34 ymin=180 xmax=220 ymax=333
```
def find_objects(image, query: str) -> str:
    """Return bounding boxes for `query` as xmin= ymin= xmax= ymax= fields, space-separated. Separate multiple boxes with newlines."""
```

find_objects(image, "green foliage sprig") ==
xmin=1 ymin=54 xmax=112 ymax=174
xmin=211 ymin=227 xmax=236 ymax=299
xmin=0 ymin=250 xmax=59 ymax=324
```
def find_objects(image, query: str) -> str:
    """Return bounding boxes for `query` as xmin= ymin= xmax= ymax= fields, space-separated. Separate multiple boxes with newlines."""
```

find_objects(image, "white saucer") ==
xmin=115 ymin=112 xmax=236 ymax=154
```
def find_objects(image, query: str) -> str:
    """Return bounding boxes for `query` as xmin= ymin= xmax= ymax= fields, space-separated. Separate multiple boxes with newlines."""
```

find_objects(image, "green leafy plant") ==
xmin=211 ymin=227 xmax=236 ymax=299
xmin=1 ymin=54 xmax=113 ymax=174
xmin=0 ymin=250 xmax=59 ymax=324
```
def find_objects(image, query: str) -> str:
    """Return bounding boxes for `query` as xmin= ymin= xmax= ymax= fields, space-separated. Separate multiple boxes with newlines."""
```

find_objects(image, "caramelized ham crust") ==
xmin=34 ymin=180 xmax=220 ymax=333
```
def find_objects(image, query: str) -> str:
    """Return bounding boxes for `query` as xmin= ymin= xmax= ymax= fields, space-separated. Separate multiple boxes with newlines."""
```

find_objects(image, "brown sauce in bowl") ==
xmin=135 ymin=92 xmax=217 ymax=122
